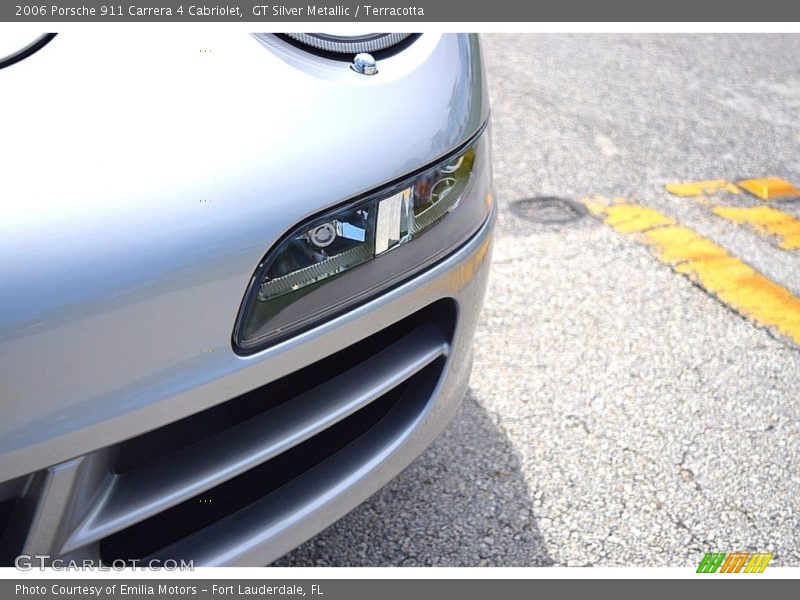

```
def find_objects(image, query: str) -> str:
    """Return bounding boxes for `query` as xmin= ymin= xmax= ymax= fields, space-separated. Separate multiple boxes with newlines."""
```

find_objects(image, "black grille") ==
xmin=101 ymin=366 xmax=436 ymax=562
xmin=0 ymin=498 xmax=18 ymax=564
xmin=98 ymin=300 xmax=455 ymax=563
xmin=115 ymin=300 xmax=454 ymax=475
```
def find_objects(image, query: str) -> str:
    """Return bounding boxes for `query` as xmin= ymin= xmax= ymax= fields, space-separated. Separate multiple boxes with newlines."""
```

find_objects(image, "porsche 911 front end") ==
xmin=0 ymin=32 xmax=495 ymax=566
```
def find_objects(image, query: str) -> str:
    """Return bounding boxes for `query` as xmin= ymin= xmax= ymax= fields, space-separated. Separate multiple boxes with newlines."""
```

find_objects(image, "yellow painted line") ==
xmin=713 ymin=206 xmax=800 ymax=250
xmin=663 ymin=178 xmax=800 ymax=251
xmin=582 ymin=197 xmax=800 ymax=346
xmin=597 ymin=203 xmax=676 ymax=233
xmin=665 ymin=180 xmax=740 ymax=197
xmin=643 ymin=226 xmax=728 ymax=263
xmin=738 ymin=177 xmax=800 ymax=201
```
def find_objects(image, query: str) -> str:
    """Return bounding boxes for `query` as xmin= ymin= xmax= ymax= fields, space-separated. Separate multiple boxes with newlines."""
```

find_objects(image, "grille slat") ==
xmin=62 ymin=322 xmax=448 ymax=554
xmin=146 ymin=356 xmax=443 ymax=566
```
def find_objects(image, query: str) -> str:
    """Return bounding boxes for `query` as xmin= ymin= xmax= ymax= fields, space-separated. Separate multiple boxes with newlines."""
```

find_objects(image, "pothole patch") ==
xmin=510 ymin=197 xmax=587 ymax=224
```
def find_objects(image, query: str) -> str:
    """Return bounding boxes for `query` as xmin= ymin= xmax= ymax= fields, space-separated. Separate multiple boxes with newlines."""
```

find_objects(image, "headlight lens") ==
xmin=283 ymin=34 xmax=414 ymax=55
xmin=235 ymin=130 xmax=491 ymax=353
xmin=258 ymin=147 xmax=472 ymax=304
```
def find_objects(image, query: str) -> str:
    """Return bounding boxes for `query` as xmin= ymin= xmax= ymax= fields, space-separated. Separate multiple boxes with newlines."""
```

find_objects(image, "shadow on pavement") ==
xmin=275 ymin=389 xmax=551 ymax=566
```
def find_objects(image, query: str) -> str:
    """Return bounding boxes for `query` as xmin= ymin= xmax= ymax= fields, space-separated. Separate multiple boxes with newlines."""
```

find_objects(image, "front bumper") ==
xmin=0 ymin=196 xmax=495 ymax=567
xmin=0 ymin=32 xmax=493 ymax=566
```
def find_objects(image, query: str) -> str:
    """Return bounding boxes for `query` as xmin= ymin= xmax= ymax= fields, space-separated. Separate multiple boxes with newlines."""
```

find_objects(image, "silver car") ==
xmin=0 ymin=32 xmax=495 ymax=566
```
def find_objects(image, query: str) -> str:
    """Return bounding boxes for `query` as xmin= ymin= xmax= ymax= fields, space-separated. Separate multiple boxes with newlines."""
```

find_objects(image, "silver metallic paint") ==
xmin=0 ymin=32 xmax=493 ymax=564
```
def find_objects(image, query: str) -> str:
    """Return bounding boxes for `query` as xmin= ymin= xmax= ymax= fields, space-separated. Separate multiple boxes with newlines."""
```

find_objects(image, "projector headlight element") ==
xmin=235 ymin=131 xmax=491 ymax=353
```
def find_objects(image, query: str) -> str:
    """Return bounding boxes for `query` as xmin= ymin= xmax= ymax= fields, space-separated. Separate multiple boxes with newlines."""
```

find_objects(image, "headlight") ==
xmin=277 ymin=34 xmax=417 ymax=57
xmin=234 ymin=127 xmax=491 ymax=354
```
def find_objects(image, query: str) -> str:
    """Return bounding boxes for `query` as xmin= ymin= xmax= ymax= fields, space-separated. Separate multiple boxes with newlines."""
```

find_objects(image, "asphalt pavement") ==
xmin=277 ymin=34 xmax=800 ymax=567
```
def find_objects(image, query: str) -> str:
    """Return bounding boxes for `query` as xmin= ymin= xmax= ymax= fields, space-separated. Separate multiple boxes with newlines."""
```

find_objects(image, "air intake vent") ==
xmin=49 ymin=300 xmax=456 ymax=564
xmin=100 ymin=362 xmax=439 ymax=562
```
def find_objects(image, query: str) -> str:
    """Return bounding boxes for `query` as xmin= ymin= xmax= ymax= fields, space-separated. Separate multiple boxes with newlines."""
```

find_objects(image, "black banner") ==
xmin=3 ymin=0 xmax=800 ymax=22
xmin=3 ymin=579 xmax=797 ymax=600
